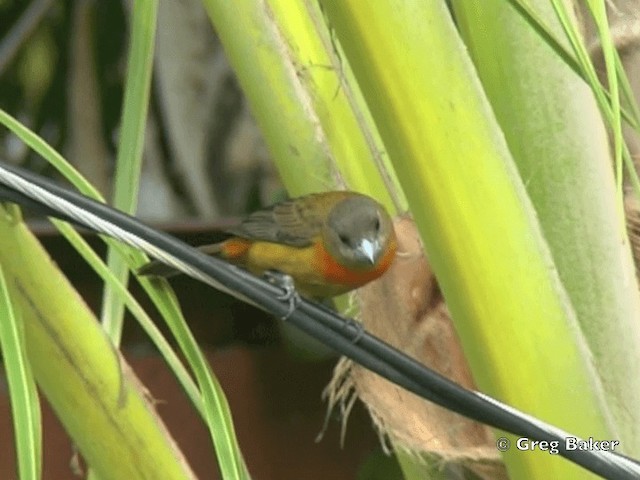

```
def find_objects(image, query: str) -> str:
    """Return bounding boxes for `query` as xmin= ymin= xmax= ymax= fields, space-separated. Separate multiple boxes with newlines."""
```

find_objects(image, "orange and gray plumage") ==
xmin=139 ymin=191 xmax=397 ymax=298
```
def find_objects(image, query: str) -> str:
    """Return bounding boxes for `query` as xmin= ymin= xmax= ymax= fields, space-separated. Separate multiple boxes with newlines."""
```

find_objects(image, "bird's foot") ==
xmin=263 ymin=270 xmax=300 ymax=320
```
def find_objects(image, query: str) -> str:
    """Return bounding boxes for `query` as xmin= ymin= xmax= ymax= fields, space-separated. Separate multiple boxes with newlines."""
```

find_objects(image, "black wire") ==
xmin=0 ymin=184 xmax=81 ymax=226
xmin=0 ymin=161 xmax=638 ymax=480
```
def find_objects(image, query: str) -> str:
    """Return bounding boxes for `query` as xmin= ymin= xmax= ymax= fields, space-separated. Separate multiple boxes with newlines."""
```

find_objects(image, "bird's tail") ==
xmin=137 ymin=243 xmax=224 ymax=278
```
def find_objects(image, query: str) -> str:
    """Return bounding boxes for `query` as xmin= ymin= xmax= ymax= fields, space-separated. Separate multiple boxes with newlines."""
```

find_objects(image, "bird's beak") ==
xmin=358 ymin=238 xmax=381 ymax=264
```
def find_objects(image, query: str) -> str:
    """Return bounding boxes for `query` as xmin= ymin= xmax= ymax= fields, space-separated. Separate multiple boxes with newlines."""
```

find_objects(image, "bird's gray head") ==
xmin=324 ymin=195 xmax=394 ymax=269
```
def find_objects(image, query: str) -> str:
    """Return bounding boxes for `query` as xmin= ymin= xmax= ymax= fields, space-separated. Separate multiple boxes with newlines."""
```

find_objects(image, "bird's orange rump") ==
xmin=219 ymin=238 xmax=253 ymax=260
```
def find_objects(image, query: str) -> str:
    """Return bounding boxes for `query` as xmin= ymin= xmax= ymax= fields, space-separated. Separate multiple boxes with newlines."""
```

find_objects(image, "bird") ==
xmin=138 ymin=191 xmax=397 ymax=298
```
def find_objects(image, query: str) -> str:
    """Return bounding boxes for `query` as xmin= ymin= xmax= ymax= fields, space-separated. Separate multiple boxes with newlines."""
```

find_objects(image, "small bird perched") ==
xmin=138 ymin=191 xmax=397 ymax=298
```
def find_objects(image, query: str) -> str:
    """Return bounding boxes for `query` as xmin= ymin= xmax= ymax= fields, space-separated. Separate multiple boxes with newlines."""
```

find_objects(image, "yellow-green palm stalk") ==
xmin=320 ymin=1 xmax=637 ymax=478
xmin=0 ymin=208 xmax=196 ymax=480
xmin=200 ymin=0 xmax=404 ymax=210
xmin=452 ymin=0 xmax=640 ymax=454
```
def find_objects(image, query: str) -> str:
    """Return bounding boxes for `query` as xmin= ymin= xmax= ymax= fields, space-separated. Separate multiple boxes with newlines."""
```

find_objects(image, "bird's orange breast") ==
xmin=313 ymin=236 xmax=397 ymax=288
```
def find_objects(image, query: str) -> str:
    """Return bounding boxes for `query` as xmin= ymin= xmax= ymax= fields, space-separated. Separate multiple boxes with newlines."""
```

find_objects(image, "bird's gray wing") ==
xmin=226 ymin=198 xmax=323 ymax=247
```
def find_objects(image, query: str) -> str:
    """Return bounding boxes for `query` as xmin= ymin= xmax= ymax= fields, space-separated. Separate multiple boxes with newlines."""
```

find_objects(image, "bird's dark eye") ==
xmin=374 ymin=217 xmax=381 ymax=231
xmin=338 ymin=234 xmax=350 ymax=246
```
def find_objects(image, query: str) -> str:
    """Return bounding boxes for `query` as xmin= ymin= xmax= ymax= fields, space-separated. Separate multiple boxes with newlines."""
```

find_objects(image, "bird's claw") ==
xmin=263 ymin=270 xmax=300 ymax=320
